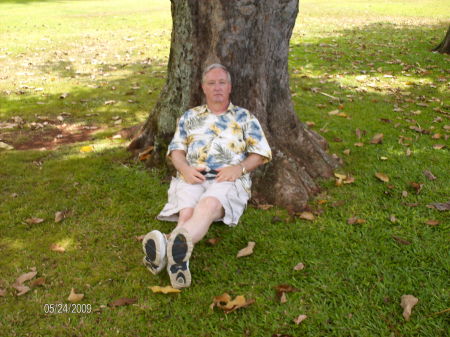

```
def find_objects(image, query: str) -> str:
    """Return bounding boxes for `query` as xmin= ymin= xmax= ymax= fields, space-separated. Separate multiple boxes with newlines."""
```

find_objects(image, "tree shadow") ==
xmin=0 ymin=21 xmax=448 ymax=152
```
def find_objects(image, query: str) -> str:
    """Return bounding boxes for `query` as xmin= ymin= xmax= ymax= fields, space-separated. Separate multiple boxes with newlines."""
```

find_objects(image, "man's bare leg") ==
xmin=172 ymin=197 xmax=224 ymax=244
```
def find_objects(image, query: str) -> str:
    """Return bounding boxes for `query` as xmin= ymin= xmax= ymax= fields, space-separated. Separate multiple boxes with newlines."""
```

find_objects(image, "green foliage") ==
xmin=0 ymin=1 xmax=449 ymax=336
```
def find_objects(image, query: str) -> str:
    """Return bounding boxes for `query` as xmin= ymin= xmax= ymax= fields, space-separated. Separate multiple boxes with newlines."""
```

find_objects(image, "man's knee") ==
xmin=197 ymin=196 xmax=223 ymax=213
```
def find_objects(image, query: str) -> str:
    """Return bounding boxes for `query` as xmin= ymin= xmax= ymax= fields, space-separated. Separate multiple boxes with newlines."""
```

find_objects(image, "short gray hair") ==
xmin=202 ymin=63 xmax=231 ymax=83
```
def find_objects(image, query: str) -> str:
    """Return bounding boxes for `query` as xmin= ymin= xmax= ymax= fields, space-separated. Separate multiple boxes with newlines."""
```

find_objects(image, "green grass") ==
xmin=1 ymin=1 xmax=449 ymax=336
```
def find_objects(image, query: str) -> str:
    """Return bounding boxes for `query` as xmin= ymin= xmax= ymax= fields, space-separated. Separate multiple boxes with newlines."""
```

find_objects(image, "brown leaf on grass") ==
xmin=400 ymin=295 xmax=419 ymax=321
xmin=406 ymin=148 xmax=412 ymax=156
xmin=355 ymin=128 xmax=362 ymax=139
xmin=425 ymin=220 xmax=440 ymax=226
xmin=327 ymin=109 xmax=339 ymax=115
xmin=375 ymin=172 xmax=389 ymax=182
xmin=354 ymin=142 xmax=364 ymax=147
xmin=30 ymin=277 xmax=45 ymax=287
xmin=347 ymin=217 xmax=366 ymax=225
xmin=389 ymin=215 xmax=397 ymax=223
xmin=370 ymin=133 xmax=384 ymax=144
xmin=12 ymin=270 xmax=37 ymax=296
xmin=108 ymin=297 xmax=136 ymax=307
xmin=293 ymin=263 xmax=305 ymax=271
xmin=237 ymin=242 xmax=256 ymax=258
xmin=275 ymin=284 xmax=299 ymax=295
xmin=134 ymin=235 xmax=145 ymax=241
xmin=298 ymin=212 xmax=315 ymax=221
xmin=293 ymin=314 xmax=308 ymax=325
xmin=410 ymin=182 xmax=424 ymax=194
xmin=150 ymin=285 xmax=181 ymax=294
xmin=210 ymin=293 xmax=255 ymax=313
xmin=305 ymin=121 xmax=315 ymax=127
xmin=257 ymin=204 xmax=273 ymax=210
xmin=25 ymin=217 xmax=44 ymax=225
xmin=50 ymin=243 xmax=65 ymax=253
xmin=0 ymin=288 xmax=6 ymax=297
xmin=15 ymin=271 xmax=38 ymax=285
xmin=54 ymin=211 xmax=66 ymax=223
xmin=423 ymin=170 xmax=436 ymax=181
xmin=427 ymin=201 xmax=450 ymax=211
xmin=138 ymin=146 xmax=154 ymax=161
xmin=431 ymin=133 xmax=441 ymax=139
xmin=207 ymin=238 xmax=220 ymax=246
xmin=68 ymin=288 xmax=84 ymax=303
xmin=433 ymin=144 xmax=445 ymax=150
xmin=392 ymin=236 xmax=411 ymax=245
xmin=402 ymin=191 xmax=408 ymax=198
xmin=343 ymin=149 xmax=350 ymax=155
xmin=280 ymin=292 xmax=287 ymax=304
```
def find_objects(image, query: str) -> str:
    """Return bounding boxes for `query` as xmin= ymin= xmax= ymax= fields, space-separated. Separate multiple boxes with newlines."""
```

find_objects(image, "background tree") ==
xmin=433 ymin=25 xmax=450 ymax=54
xmin=129 ymin=0 xmax=339 ymax=211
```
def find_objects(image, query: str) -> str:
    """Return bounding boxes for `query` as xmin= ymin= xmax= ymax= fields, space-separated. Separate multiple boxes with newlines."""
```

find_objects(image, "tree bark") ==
xmin=128 ymin=0 xmax=339 ymax=211
xmin=433 ymin=25 xmax=450 ymax=54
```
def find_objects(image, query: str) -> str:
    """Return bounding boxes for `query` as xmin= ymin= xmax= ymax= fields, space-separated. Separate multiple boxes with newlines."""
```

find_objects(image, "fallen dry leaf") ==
xmin=328 ymin=109 xmax=339 ymax=115
xmin=402 ymin=191 xmax=408 ymax=198
xmin=280 ymin=292 xmax=287 ymax=304
xmin=347 ymin=217 xmax=366 ymax=225
xmin=0 ymin=288 xmax=6 ymax=297
xmin=80 ymin=145 xmax=94 ymax=153
xmin=237 ymin=241 xmax=255 ymax=258
xmin=13 ymin=284 xmax=30 ymax=296
xmin=343 ymin=149 xmax=350 ymax=155
xmin=134 ymin=235 xmax=145 ymax=241
xmin=275 ymin=284 xmax=299 ymax=295
xmin=389 ymin=215 xmax=397 ymax=223
xmin=423 ymin=170 xmax=436 ymax=181
xmin=55 ymin=211 xmax=65 ymax=223
xmin=68 ymin=288 xmax=84 ymax=303
xmin=370 ymin=133 xmax=384 ymax=144
xmin=207 ymin=238 xmax=220 ymax=246
xmin=150 ymin=285 xmax=181 ymax=294
xmin=427 ymin=201 xmax=450 ymax=211
xmin=50 ymin=243 xmax=65 ymax=253
xmin=138 ymin=146 xmax=154 ymax=161
xmin=354 ymin=142 xmax=364 ymax=147
xmin=433 ymin=144 xmax=445 ymax=150
xmin=210 ymin=293 xmax=255 ymax=313
xmin=298 ymin=212 xmax=315 ymax=221
xmin=15 ymin=271 xmax=38 ymax=285
xmin=410 ymin=182 xmax=423 ymax=194
xmin=425 ymin=220 xmax=440 ymax=226
xmin=25 ymin=217 xmax=44 ymax=225
xmin=293 ymin=262 xmax=305 ymax=271
xmin=30 ymin=277 xmax=45 ymax=287
xmin=375 ymin=172 xmax=389 ymax=182
xmin=257 ymin=204 xmax=273 ymax=210
xmin=392 ymin=236 xmax=411 ymax=245
xmin=293 ymin=314 xmax=308 ymax=325
xmin=109 ymin=297 xmax=137 ymax=307
xmin=401 ymin=295 xmax=419 ymax=321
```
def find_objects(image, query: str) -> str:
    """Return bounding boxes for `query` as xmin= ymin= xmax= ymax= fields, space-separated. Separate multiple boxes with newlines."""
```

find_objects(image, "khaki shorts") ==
xmin=157 ymin=177 xmax=250 ymax=226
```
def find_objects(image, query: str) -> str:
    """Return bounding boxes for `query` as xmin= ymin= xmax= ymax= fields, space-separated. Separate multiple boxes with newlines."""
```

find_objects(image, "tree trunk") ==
xmin=128 ymin=0 xmax=339 ymax=211
xmin=433 ymin=25 xmax=450 ymax=54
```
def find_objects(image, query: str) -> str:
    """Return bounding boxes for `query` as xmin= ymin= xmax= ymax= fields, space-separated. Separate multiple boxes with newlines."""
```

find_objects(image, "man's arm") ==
xmin=215 ymin=153 xmax=266 ymax=182
xmin=171 ymin=150 xmax=206 ymax=184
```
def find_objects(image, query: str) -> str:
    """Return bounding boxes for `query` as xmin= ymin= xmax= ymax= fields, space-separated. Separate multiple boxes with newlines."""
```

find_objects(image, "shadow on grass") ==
xmin=0 ymin=22 xmax=448 ymax=151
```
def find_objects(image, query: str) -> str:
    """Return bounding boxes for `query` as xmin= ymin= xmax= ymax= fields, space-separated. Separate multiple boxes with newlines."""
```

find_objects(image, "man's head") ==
xmin=201 ymin=64 xmax=232 ymax=105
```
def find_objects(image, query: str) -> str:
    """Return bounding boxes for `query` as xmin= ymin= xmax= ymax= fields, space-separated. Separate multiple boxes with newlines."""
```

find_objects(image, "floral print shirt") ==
xmin=167 ymin=103 xmax=272 ymax=194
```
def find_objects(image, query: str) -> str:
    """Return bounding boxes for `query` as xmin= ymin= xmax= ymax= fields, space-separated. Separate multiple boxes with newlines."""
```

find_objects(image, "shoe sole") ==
xmin=166 ymin=228 xmax=193 ymax=289
xmin=142 ymin=230 xmax=166 ymax=275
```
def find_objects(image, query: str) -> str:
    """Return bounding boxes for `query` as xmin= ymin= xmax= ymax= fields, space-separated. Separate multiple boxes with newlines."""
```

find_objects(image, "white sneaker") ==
xmin=166 ymin=228 xmax=193 ymax=289
xmin=142 ymin=230 xmax=167 ymax=275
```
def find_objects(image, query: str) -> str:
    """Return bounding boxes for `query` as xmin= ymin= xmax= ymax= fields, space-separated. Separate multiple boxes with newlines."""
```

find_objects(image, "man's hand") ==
xmin=180 ymin=166 xmax=206 ymax=184
xmin=215 ymin=165 xmax=242 ymax=182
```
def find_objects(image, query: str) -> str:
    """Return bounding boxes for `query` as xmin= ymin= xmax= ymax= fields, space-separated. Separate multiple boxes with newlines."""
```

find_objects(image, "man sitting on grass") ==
xmin=142 ymin=63 xmax=272 ymax=289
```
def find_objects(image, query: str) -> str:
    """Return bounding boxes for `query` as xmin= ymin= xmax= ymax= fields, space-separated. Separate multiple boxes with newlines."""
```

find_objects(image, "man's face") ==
xmin=201 ymin=68 xmax=232 ymax=105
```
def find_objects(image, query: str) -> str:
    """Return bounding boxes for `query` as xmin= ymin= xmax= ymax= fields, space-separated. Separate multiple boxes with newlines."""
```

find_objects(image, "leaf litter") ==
xmin=210 ymin=293 xmax=255 ymax=313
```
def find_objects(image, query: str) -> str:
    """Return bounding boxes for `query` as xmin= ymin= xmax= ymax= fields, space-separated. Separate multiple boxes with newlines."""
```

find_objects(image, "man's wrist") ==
xmin=238 ymin=163 xmax=247 ymax=175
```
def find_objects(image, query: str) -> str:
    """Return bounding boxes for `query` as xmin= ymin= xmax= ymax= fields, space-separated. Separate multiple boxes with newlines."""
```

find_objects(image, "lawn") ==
xmin=0 ymin=1 xmax=449 ymax=336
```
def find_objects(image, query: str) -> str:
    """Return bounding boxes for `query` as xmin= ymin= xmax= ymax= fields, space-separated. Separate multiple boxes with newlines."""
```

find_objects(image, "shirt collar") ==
xmin=203 ymin=102 xmax=236 ymax=116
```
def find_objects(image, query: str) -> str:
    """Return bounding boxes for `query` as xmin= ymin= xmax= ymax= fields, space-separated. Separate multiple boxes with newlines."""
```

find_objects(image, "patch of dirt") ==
xmin=0 ymin=124 xmax=103 ymax=150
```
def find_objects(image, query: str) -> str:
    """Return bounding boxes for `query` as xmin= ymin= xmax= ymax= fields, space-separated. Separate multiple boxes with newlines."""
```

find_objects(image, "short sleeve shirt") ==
xmin=168 ymin=103 xmax=272 ymax=194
